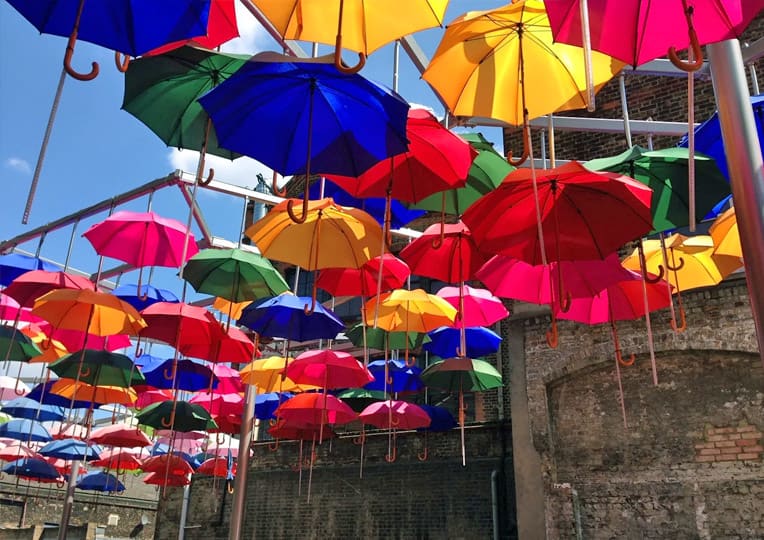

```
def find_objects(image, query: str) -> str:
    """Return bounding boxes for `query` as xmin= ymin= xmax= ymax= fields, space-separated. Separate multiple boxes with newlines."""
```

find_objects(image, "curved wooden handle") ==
xmin=163 ymin=363 xmax=177 ymax=381
xmin=334 ymin=40 xmax=366 ymax=74
xmin=670 ymin=305 xmax=687 ymax=333
xmin=78 ymin=365 xmax=92 ymax=379
xmin=384 ymin=445 xmax=397 ymax=463
xmin=199 ymin=168 xmax=215 ymax=186
xmin=64 ymin=34 xmax=99 ymax=81
xmin=417 ymin=446 xmax=428 ymax=462
xmin=14 ymin=379 xmax=27 ymax=396
xmin=389 ymin=415 xmax=400 ymax=427
xmin=286 ymin=198 xmax=308 ymax=224
xmin=558 ymin=290 xmax=572 ymax=313
xmin=268 ymin=439 xmax=280 ymax=451
xmin=352 ymin=430 xmax=366 ymax=446
xmin=545 ymin=316 xmax=559 ymax=349
xmin=160 ymin=409 xmax=176 ymax=428
xmin=668 ymin=4 xmax=704 ymax=73
xmin=217 ymin=432 xmax=225 ymax=445
xmin=404 ymin=354 xmax=417 ymax=368
xmin=665 ymin=255 xmax=685 ymax=272
xmin=615 ymin=348 xmax=636 ymax=367
xmin=226 ymin=479 xmax=235 ymax=494
xmin=271 ymin=171 xmax=286 ymax=197
xmin=114 ymin=51 xmax=131 ymax=73
xmin=644 ymin=265 xmax=665 ymax=284
xmin=56 ymin=477 xmax=66 ymax=488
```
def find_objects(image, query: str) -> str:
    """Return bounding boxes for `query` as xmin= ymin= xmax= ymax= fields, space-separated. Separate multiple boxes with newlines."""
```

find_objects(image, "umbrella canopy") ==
xmin=139 ymin=301 xmax=225 ymax=352
xmin=209 ymin=364 xmax=245 ymax=394
xmin=239 ymin=357 xmax=315 ymax=394
xmin=709 ymin=206 xmax=741 ymax=259
xmin=254 ymin=392 xmax=292 ymax=420
xmin=0 ymin=376 xmax=30 ymax=401
xmin=274 ymin=393 xmax=357 ymax=427
xmin=183 ymin=248 xmax=289 ymax=303
xmin=2 ymin=270 xmax=94 ymax=308
xmin=286 ymin=350 xmax=374 ymax=390
xmin=1 ymin=398 xmax=64 ymax=423
xmin=363 ymin=289 xmax=458 ymax=334
xmin=345 ymin=324 xmax=427 ymax=352
xmin=359 ymin=400 xmax=431 ymax=430
xmin=112 ymin=284 xmax=179 ymax=312
xmin=420 ymin=357 xmax=504 ymax=393
xmin=76 ymin=471 xmax=126 ymax=492
xmin=436 ymin=285 xmax=509 ymax=328
xmin=196 ymin=456 xmax=235 ymax=478
xmin=238 ymin=295 xmax=345 ymax=341
xmin=32 ymin=289 xmax=146 ymax=336
xmin=585 ymin=146 xmax=730 ymax=232
xmin=462 ymin=161 xmax=654 ymax=262
xmin=3 ymin=457 xmax=61 ymax=482
xmin=39 ymin=438 xmax=100 ymax=461
xmin=21 ymin=326 xmax=69 ymax=364
xmin=136 ymin=400 xmax=218 ymax=432
xmin=92 ymin=448 xmax=143 ymax=471
xmin=365 ymin=359 xmax=423 ymax=394
xmin=399 ymin=222 xmax=488 ymax=284
xmin=424 ymin=326 xmax=502 ymax=360
xmin=0 ymin=419 xmax=52 ymax=442
xmin=0 ymin=255 xmax=57 ymax=287
xmin=142 ymin=453 xmax=196 ymax=476
xmin=0 ymin=326 xmax=43 ymax=362
xmin=49 ymin=349 xmax=146 ymax=388
xmin=25 ymin=381 xmax=96 ymax=410
xmin=0 ymin=294 xmax=42 ymax=324
xmin=316 ymin=254 xmax=410 ymax=298
xmin=49 ymin=380 xmax=138 ymax=407
xmin=90 ymin=423 xmax=152 ymax=448
xmin=268 ymin=420 xmax=336 ymax=441
xmin=143 ymin=471 xmax=191 ymax=487
xmin=34 ymin=323 xmax=131 ymax=352
xmin=122 ymin=45 xmax=248 ymax=159
xmin=422 ymin=0 xmax=625 ymax=126
xmin=146 ymin=0 xmax=239 ymax=55
xmin=417 ymin=404 xmax=457 ymax=432
xmin=212 ymin=298 xmax=251 ymax=321
xmin=189 ymin=391 xmax=243 ymax=417
xmin=141 ymin=358 xmax=216 ymax=392
xmin=175 ymin=324 xmax=257 ymax=365
xmin=0 ymin=442 xmax=41 ymax=463
xmin=334 ymin=389 xmax=387 ymax=413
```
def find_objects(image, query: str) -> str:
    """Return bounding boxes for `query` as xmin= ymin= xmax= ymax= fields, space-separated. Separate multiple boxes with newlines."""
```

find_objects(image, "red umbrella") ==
xmin=208 ymin=414 xmax=242 ymax=435
xmin=0 ymin=442 xmax=40 ymax=462
xmin=4 ymin=271 xmax=94 ymax=308
xmin=274 ymin=393 xmax=357 ymax=428
xmin=189 ymin=391 xmax=243 ymax=417
xmin=180 ymin=325 xmax=257 ymax=364
xmin=141 ymin=454 xmax=195 ymax=476
xmin=399 ymin=222 xmax=487 ymax=284
xmin=92 ymin=448 xmax=143 ymax=471
xmin=90 ymin=423 xmax=152 ymax=448
xmin=268 ymin=420 xmax=336 ymax=441
xmin=316 ymin=254 xmax=410 ymax=297
xmin=196 ymin=456 xmax=236 ymax=478
xmin=139 ymin=302 xmax=226 ymax=362
xmin=359 ymin=400 xmax=431 ymax=430
xmin=135 ymin=389 xmax=174 ymax=410
xmin=286 ymin=350 xmax=374 ymax=390
xmin=144 ymin=0 xmax=239 ymax=56
xmin=143 ymin=471 xmax=190 ymax=487
xmin=37 ymin=323 xmax=131 ymax=352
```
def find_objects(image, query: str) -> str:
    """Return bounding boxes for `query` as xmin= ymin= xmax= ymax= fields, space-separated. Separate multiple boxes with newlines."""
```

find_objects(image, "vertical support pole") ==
xmin=707 ymin=39 xmax=764 ymax=367
xmin=393 ymin=40 xmax=400 ymax=93
xmin=57 ymin=460 xmax=80 ymax=540
xmin=228 ymin=384 xmax=255 ymax=540
xmin=619 ymin=74 xmax=633 ymax=148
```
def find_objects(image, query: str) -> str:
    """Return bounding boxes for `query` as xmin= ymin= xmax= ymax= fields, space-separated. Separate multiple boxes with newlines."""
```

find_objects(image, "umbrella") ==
xmin=364 ymin=289 xmax=458 ymax=336
xmin=545 ymin=0 xmax=764 ymax=69
xmin=199 ymin=51 xmax=410 ymax=222
xmin=49 ymin=380 xmax=138 ymax=407
xmin=143 ymin=471 xmax=191 ymax=487
xmin=254 ymin=392 xmax=293 ymax=421
xmin=359 ymin=399 xmax=431 ymax=462
xmin=238 ymin=294 xmax=345 ymax=341
xmin=709 ymin=206 xmax=742 ymax=259
xmin=0 ymin=419 xmax=52 ymax=443
xmin=253 ymin=0 xmax=448 ymax=73
xmin=365 ymin=359 xmax=423 ymax=394
xmin=274 ymin=393 xmax=357 ymax=428
xmin=286 ymin=350 xmax=374 ymax=390
xmin=90 ymin=423 xmax=152 ymax=448
xmin=39 ymin=438 xmax=100 ymax=461
xmin=82 ymin=210 xmax=199 ymax=294
xmin=181 ymin=325 xmax=258 ymax=365
xmin=585 ymin=146 xmax=730 ymax=233
xmin=141 ymin=358 xmax=216 ymax=392
xmin=0 ymin=376 xmax=30 ymax=401
xmin=34 ymin=323 xmax=132 ymax=352
xmin=346 ymin=324 xmax=427 ymax=352
xmin=144 ymin=0 xmax=239 ymax=55
xmin=3 ymin=457 xmax=61 ymax=482
xmin=212 ymin=298 xmax=251 ymax=321
xmin=424 ymin=327 xmax=502 ymax=360
xmin=0 ymin=294 xmax=42 ymax=324
xmin=334 ymin=389 xmax=387 ymax=413
xmin=1 ymin=398 xmax=64 ymax=423
xmin=136 ymin=401 xmax=218 ymax=432
xmin=91 ymin=449 xmax=143 ymax=471
xmin=139 ymin=301 xmax=225 ymax=355
xmin=2 ymin=270 xmax=93 ymax=308
xmin=47 ymin=422 xmax=89 ymax=441
xmin=112 ymin=284 xmax=179 ymax=312
xmin=436 ymin=285 xmax=509 ymax=328
xmin=415 ymin=404 xmax=457 ymax=461
xmin=122 ymin=46 xmax=249 ymax=184
xmin=208 ymin=364 xmax=245 ymax=394
xmin=196 ymin=456 xmax=235 ymax=478
xmin=135 ymin=388 xmax=174 ymax=410
xmin=0 ymin=326 xmax=42 ymax=363
xmin=189 ymin=391 xmax=242 ymax=418
xmin=76 ymin=471 xmax=126 ymax=492
xmin=182 ymin=248 xmax=289 ymax=306
xmin=0 ymin=442 xmax=40 ymax=463
xmin=25 ymin=381 xmax=96 ymax=410
xmin=141 ymin=453 xmax=196 ymax=476
xmin=316 ymin=255 xmax=410 ymax=298
xmin=0 ymin=255 xmax=57 ymax=287
xmin=422 ymin=0 xmax=624 ymax=163
xmin=410 ymin=132 xmax=515 ymax=216
xmin=399 ymin=222 xmax=487 ymax=283
xmin=48 ymin=349 xmax=146 ymax=388
xmin=20 ymin=326 xmax=68 ymax=364
xmin=239 ymin=357 xmax=315 ymax=394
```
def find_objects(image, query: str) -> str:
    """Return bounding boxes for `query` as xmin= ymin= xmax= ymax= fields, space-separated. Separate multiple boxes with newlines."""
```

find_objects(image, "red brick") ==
xmin=714 ymin=440 xmax=737 ymax=448
xmin=743 ymin=445 xmax=764 ymax=453
xmin=708 ymin=427 xmax=737 ymax=435
xmin=736 ymin=439 xmax=762 ymax=447
xmin=736 ymin=425 xmax=758 ymax=433
xmin=720 ymin=446 xmax=742 ymax=454
xmin=707 ymin=435 xmax=727 ymax=442
xmin=695 ymin=455 xmax=716 ymax=463
xmin=695 ymin=442 xmax=716 ymax=450
xmin=738 ymin=453 xmax=762 ymax=460
xmin=716 ymin=454 xmax=739 ymax=462
xmin=699 ymin=448 xmax=721 ymax=456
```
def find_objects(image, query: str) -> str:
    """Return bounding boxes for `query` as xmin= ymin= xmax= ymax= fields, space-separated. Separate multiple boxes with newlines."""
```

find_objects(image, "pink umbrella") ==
xmin=0 ymin=441 xmax=41 ymax=462
xmin=155 ymin=437 xmax=203 ymax=454
xmin=37 ymin=323 xmax=131 ymax=352
xmin=286 ymin=350 xmax=374 ymax=390
xmin=0 ymin=294 xmax=42 ymax=324
xmin=92 ymin=448 xmax=143 ymax=471
xmin=189 ymin=391 xmax=243 ymax=417
xmin=135 ymin=389 xmax=174 ymax=410
xmin=436 ymin=285 xmax=509 ymax=328
xmin=209 ymin=364 xmax=244 ymax=394
xmin=0 ymin=376 xmax=30 ymax=400
xmin=3 ymin=270 xmax=95 ymax=308
xmin=82 ymin=210 xmax=199 ymax=294
xmin=155 ymin=430 xmax=207 ymax=441
xmin=180 ymin=325 xmax=256 ymax=365
xmin=90 ymin=423 xmax=152 ymax=448
xmin=359 ymin=400 xmax=431 ymax=462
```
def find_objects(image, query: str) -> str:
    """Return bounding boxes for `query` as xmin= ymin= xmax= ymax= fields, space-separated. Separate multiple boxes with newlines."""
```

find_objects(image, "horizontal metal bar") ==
xmin=743 ymin=37 xmax=764 ymax=65
xmin=452 ymin=115 xmax=695 ymax=136
xmin=622 ymin=58 xmax=710 ymax=78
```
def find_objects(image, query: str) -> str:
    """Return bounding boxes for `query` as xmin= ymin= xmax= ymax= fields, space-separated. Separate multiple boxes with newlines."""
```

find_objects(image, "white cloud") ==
xmin=168 ymin=148 xmax=278 ymax=189
xmin=219 ymin=3 xmax=274 ymax=55
xmin=5 ymin=157 xmax=31 ymax=174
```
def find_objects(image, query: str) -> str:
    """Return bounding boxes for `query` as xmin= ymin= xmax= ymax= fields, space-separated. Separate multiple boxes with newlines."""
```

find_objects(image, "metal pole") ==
xmin=707 ymin=39 xmax=764 ymax=366
xmin=228 ymin=384 xmax=255 ymax=540
xmin=178 ymin=485 xmax=191 ymax=540
xmin=618 ymin=74 xmax=633 ymax=148
xmin=393 ymin=41 xmax=400 ymax=93
xmin=57 ymin=460 xmax=80 ymax=540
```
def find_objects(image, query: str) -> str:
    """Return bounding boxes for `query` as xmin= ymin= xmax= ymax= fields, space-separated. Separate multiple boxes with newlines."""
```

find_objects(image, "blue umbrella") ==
xmin=39 ymin=438 xmax=101 ymax=462
xmin=112 ymin=284 xmax=179 ymax=312
xmin=423 ymin=326 xmax=502 ymax=359
xmin=417 ymin=404 xmax=457 ymax=432
xmin=76 ymin=471 xmax=125 ymax=493
xmin=3 ymin=458 xmax=61 ymax=481
xmin=238 ymin=295 xmax=346 ymax=341
xmin=141 ymin=358 xmax=217 ymax=392
xmin=0 ymin=253 xmax=57 ymax=286
xmin=0 ymin=419 xmax=52 ymax=442
xmin=307 ymin=180 xmax=425 ymax=229
xmin=129 ymin=352 xmax=166 ymax=372
xmin=1 ymin=397 xmax=65 ymax=422
xmin=199 ymin=52 xmax=410 ymax=222
xmin=255 ymin=392 xmax=293 ymax=421
xmin=365 ymin=359 xmax=423 ymax=394
xmin=25 ymin=381 xmax=98 ymax=410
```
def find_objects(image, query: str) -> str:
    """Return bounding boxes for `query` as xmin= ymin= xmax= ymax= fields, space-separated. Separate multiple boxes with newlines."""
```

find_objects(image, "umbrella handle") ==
xmin=39 ymin=338 xmax=52 ymax=351
xmin=286 ymin=198 xmax=309 ymax=224
xmin=226 ymin=479 xmax=235 ymax=494
xmin=417 ymin=447 xmax=428 ymax=462
xmin=56 ymin=477 xmax=65 ymax=488
xmin=334 ymin=41 xmax=366 ymax=75
xmin=668 ymin=3 xmax=704 ymax=73
xmin=665 ymin=255 xmax=685 ymax=272
xmin=384 ymin=445 xmax=397 ymax=463
xmin=506 ymin=123 xmax=530 ymax=166
xmin=63 ymin=3 xmax=99 ymax=82
xmin=615 ymin=348 xmax=636 ymax=367
xmin=217 ymin=432 xmax=225 ymax=445
xmin=545 ymin=316 xmax=559 ymax=349
xmin=268 ymin=439 xmax=280 ymax=451
xmin=14 ymin=378 xmax=26 ymax=396
xmin=303 ymin=294 xmax=317 ymax=316
xmin=670 ymin=304 xmax=687 ymax=333
xmin=199 ymin=168 xmax=215 ymax=186
xmin=271 ymin=171 xmax=287 ymax=197
xmin=557 ymin=290 xmax=572 ymax=313
xmin=644 ymin=265 xmax=665 ymax=284
xmin=78 ymin=365 xmax=91 ymax=378
xmin=389 ymin=415 xmax=400 ymax=427
xmin=404 ymin=354 xmax=417 ymax=368
xmin=160 ymin=409 xmax=176 ymax=428
xmin=114 ymin=51 xmax=131 ymax=73
xmin=352 ymin=430 xmax=366 ymax=446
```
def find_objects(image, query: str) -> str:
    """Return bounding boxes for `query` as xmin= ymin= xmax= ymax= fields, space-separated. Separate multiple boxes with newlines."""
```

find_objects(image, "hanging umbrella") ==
xmin=709 ymin=206 xmax=742 ymax=259
xmin=49 ymin=380 xmax=138 ymax=407
xmin=254 ymin=392 xmax=293 ymax=420
xmin=239 ymin=356 xmax=316 ymax=394
xmin=586 ymin=146 xmax=730 ymax=233
xmin=422 ymin=0 xmax=624 ymax=163
xmin=182 ymin=248 xmax=289 ymax=305
xmin=90 ymin=423 xmax=152 ymax=448
xmin=359 ymin=400 xmax=431 ymax=430
xmin=316 ymin=255 xmax=410 ymax=298
xmin=49 ymin=349 xmax=146 ymax=388
xmin=20 ymin=326 xmax=69 ymax=364
xmin=399 ymin=222 xmax=487 ymax=284
xmin=199 ymin=51 xmax=410 ymax=223
xmin=141 ymin=453 xmax=196 ymax=476
xmin=139 ymin=302 xmax=225 ymax=353
xmin=274 ymin=393 xmax=357 ymax=428
xmin=25 ymin=381 xmax=97 ymax=410
xmin=364 ymin=359 xmax=423 ymax=394
xmin=176 ymin=324 xmax=257 ymax=365
xmin=144 ymin=1 xmax=239 ymax=55
xmin=35 ymin=323 xmax=132 ymax=352
xmin=135 ymin=388 xmax=174 ymax=410
xmin=364 ymin=289 xmax=458 ymax=335
xmin=0 ymin=326 xmax=42 ymax=362
xmin=424 ymin=326 xmax=502 ymax=360
xmin=3 ymin=458 xmax=61 ymax=482
xmin=3 ymin=270 xmax=94 ymax=308
xmin=346 ymin=324 xmax=427 ymax=352
xmin=0 ymin=376 xmax=30 ymax=401
xmin=189 ymin=391 xmax=242 ymax=418
xmin=141 ymin=358 xmax=216 ymax=392
xmin=0 ymin=419 xmax=52 ymax=443
xmin=436 ymin=285 xmax=509 ymax=328
xmin=238 ymin=294 xmax=345 ymax=341
xmin=143 ymin=471 xmax=191 ymax=487
xmin=136 ymin=400 xmax=218 ymax=432
xmin=39 ymin=438 xmax=100 ymax=461
xmin=212 ymin=298 xmax=252 ymax=321
xmin=76 ymin=471 xmax=126 ymax=492
xmin=83 ymin=210 xmax=199 ymax=295
xmin=196 ymin=456 xmax=235 ymax=478
xmin=48 ymin=422 xmax=89 ymax=441
xmin=91 ymin=448 xmax=143 ymax=471
xmin=0 ymin=255 xmax=58 ymax=287
xmin=286 ymin=350 xmax=374 ymax=390
xmin=0 ymin=442 xmax=41 ymax=463
xmin=0 ymin=294 xmax=42 ymax=324
xmin=334 ymin=389 xmax=388 ymax=413
xmin=410 ymin=132 xmax=515 ymax=216
xmin=208 ymin=364 xmax=245 ymax=394
xmin=253 ymin=0 xmax=448 ymax=73
xmin=112 ymin=284 xmax=179 ymax=312
xmin=1 ymin=398 xmax=64 ymax=423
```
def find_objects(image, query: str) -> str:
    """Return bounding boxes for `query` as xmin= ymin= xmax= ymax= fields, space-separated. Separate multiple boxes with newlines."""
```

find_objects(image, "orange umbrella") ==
xmin=709 ymin=206 xmax=742 ymax=259
xmin=239 ymin=356 xmax=318 ymax=394
xmin=49 ymin=379 xmax=137 ymax=407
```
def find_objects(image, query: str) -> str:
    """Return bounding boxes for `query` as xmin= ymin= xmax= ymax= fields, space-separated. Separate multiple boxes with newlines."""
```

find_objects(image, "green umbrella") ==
xmin=182 ymin=248 xmax=290 ymax=304
xmin=122 ymin=46 xmax=249 ymax=181
xmin=346 ymin=323 xmax=428 ymax=351
xmin=420 ymin=357 xmax=503 ymax=466
xmin=0 ymin=326 xmax=41 ymax=362
xmin=585 ymin=146 xmax=730 ymax=233
xmin=336 ymin=388 xmax=388 ymax=413
xmin=48 ymin=349 xmax=145 ymax=388
xmin=410 ymin=132 xmax=514 ymax=216
xmin=135 ymin=400 xmax=217 ymax=432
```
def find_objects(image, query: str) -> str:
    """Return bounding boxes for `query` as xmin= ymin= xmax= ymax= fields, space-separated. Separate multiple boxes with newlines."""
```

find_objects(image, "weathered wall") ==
xmin=513 ymin=276 xmax=763 ymax=539
xmin=155 ymin=425 xmax=517 ymax=540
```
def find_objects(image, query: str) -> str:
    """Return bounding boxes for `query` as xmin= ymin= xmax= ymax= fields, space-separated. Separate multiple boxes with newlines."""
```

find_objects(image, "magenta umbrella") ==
xmin=189 ymin=391 xmax=243 ymax=418
xmin=436 ymin=285 xmax=509 ymax=328
xmin=358 ymin=400 xmax=431 ymax=464
xmin=82 ymin=210 xmax=199 ymax=295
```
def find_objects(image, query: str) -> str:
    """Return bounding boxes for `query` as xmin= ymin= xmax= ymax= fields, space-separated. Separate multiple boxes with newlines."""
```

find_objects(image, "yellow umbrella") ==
xmin=212 ymin=297 xmax=252 ymax=321
xmin=239 ymin=356 xmax=318 ymax=394
xmin=422 ymin=0 xmax=624 ymax=163
xmin=709 ymin=206 xmax=742 ymax=259
xmin=253 ymin=0 xmax=449 ymax=73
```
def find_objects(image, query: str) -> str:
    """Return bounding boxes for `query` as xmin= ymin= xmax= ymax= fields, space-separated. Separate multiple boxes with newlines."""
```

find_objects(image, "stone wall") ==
xmin=511 ymin=276 xmax=764 ymax=539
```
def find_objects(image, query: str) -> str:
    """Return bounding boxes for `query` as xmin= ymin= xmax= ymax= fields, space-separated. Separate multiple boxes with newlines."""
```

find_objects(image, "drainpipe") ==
xmin=494 ymin=322 xmax=504 ymax=421
xmin=571 ymin=487 xmax=583 ymax=540
xmin=491 ymin=470 xmax=500 ymax=540
xmin=178 ymin=484 xmax=191 ymax=540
